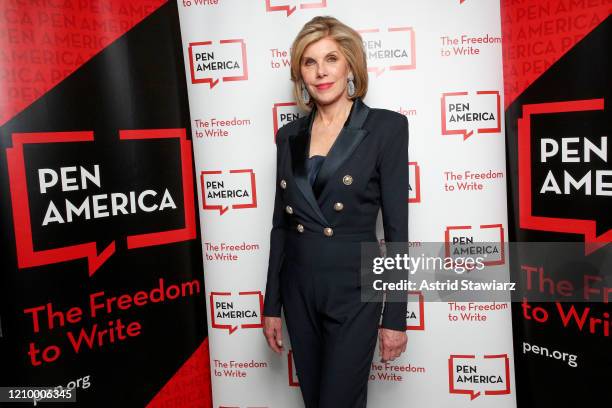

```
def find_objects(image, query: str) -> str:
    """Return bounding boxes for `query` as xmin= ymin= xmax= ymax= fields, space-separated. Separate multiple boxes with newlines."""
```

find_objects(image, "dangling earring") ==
xmin=301 ymin=82 xmax=310 ymax=104
xmin=347 ymin=74 xmax=355 ymax=97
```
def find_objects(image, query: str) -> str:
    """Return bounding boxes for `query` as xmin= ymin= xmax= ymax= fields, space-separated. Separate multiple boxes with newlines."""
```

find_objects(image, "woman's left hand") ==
xmin=378 ymin=328 xmax=407 ymax=362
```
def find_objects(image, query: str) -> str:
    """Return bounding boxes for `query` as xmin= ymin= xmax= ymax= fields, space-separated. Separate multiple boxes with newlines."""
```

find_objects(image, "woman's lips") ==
xmin=315 ymin=82 xmax=334 ymax=90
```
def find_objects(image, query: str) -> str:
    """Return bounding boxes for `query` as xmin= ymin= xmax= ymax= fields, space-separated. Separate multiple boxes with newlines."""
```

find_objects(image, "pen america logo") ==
xmin=210 ymin=291 xmax=264 ymax=334
xmin=409 ymin=162 xmax=421 ymax=203
xmin=200 ymin=169 xmax=257 ymax=215
xmin=188 ymin=39 xmax=248 ymax=87
xmin=445 ymin=224 xmax=505 ymax=267
xmin=406 ymin=291 xmax=425 ymax=330
xmin=288 ymin=349 xmax=299 ymax=387
xmin=448 ymin=354 xmax=511 ymax=400
xmin=273 ymin=102 xmax=305 ymax=141
xmin=265 ymin=0 xmax=327 ymax=16
xmin=5 ymin=129 xmax=196 ymax=276
xmin=441 ymin=91 xmax=501 ymax=140
xmin=358 ymin=27 xmax=416 ymax=76
xmin=518 ymin=98 xmax=610 ymax=255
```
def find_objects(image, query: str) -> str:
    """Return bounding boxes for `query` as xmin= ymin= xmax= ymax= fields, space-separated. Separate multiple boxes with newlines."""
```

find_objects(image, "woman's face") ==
xmin=300 ymin=37 xmax=352 ymax=107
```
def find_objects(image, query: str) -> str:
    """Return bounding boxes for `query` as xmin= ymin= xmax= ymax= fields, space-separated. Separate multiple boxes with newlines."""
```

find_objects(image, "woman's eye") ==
xmin=304 ymin=59 xmax=314 ymax=65
xmin=328 ymin=56 xmax=337 ymax=62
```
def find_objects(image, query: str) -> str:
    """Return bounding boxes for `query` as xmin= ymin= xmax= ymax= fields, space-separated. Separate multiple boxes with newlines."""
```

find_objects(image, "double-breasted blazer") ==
xmin=263 ymin=97 xmax=409 ymax=331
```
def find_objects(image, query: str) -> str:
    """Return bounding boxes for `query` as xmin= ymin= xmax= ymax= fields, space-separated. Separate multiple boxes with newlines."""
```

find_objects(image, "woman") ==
xmin=263 ymin=16 xmax=409 ymax=408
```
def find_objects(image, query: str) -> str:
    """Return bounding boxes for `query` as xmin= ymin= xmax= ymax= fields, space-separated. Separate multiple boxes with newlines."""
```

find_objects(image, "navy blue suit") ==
xmin=264 ymin=98 xmax=409 ymax=407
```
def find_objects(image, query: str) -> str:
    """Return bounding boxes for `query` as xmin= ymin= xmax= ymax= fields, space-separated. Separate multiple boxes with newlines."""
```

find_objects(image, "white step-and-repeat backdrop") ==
xmin=177 ymin=1 xmax=516 ymax=406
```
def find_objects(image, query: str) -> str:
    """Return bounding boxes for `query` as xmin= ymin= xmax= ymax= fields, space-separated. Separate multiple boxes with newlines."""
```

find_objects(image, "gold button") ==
xmin=323 ymin=227 xmax=334 ymax=237
xmin=342 ymin=175 xmax=353 ymax=185
xmin=333 ymin=202 xmax=344 ymax=211
xmin=285 ymin=205 xmax=293 ymax=215
xmin=297 ymin=224 xmax=304 ymax=233
xmin=280 ymin=179 xmax=287 ymax=189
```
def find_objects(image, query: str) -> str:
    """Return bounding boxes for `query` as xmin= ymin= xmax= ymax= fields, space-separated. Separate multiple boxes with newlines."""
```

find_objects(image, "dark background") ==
xmin=505 ymin=17 xmax=611 ymax=407
xmin=0 ymin=3 xmax=208 ymax=406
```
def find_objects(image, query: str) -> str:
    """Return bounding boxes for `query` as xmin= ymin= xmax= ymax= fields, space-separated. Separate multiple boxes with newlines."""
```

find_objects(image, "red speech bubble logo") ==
xmin=441 ymin=91 xmax=501 ymax=140
xmin=406 ymin=291 xmax=425 ymax=330
xmin=445 ymin=224 xmax=505 ymax=267
xmin=5 ymin=129 xmax=196 ymax=277
xmin=265 ymin=0 xmax=327 ymax=16
xmin=272 ymin=102 xmax=305 ymax=141
xmin=518 ymin=98 xmax=609 ymax=255
xmin=358 ymin=27 xmax=416 ymax=76
xmin=209 ymin=291 xmax=264 ymax=334
xmin=201 ymin=169 xmax=257 ymax=215
xmin=188 ymin=39 xmax=248 ymax=88
xmin=408 ymin=161 xmax=421 ymax=203
xmin=288 ymin=349 xmax=299 ymax=387
xmin=448 ymin=354 xmax=511 ymax=400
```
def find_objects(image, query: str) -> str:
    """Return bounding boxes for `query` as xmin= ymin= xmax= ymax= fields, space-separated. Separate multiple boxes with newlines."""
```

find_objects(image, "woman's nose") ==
xmin=316 ymin=63 xmax=327 ymax=77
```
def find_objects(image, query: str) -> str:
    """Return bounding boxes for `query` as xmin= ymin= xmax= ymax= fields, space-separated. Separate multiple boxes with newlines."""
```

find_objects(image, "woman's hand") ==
xmin=263 ymin=316 xmax=284 ymax=354
xmin=378 ymin=328 xmax=407 ymax=362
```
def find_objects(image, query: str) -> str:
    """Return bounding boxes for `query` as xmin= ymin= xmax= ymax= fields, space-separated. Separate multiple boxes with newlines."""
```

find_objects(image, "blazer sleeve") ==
xmin=379 ymin=114 xmax=409 ymax=331
xmin=263 ymin=132 xmax=288 ymax=317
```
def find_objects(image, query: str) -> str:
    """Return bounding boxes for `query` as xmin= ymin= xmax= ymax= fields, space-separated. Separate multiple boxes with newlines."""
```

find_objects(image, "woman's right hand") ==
xmin=263 ymin=316 xmax=284 ymax=354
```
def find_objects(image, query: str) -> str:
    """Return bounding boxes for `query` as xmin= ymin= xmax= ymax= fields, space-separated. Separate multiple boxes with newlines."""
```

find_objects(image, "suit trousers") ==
xmin=280 ymin=232 xmax=383 ymax=408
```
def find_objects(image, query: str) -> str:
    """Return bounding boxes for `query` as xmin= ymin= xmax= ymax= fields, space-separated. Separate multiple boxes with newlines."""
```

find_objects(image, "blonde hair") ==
xmin=290 ymin=16 xmax=368 ymax=111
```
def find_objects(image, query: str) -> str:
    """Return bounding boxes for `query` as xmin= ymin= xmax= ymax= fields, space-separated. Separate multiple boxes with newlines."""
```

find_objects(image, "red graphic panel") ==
xmin=501 ymin=0 xmax=610 ymax=108
xmin=146 ymin=338 xmax=212 ymax=408
xmin=0 ymin=0 xmax=166 ymax=125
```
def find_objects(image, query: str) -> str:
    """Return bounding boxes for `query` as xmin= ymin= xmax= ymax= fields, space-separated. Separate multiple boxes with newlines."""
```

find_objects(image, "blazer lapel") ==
xmin=289 ymin=110 xmax=329 ymax=225
xmin=313 ymin=98 xmax=370 ymax=198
